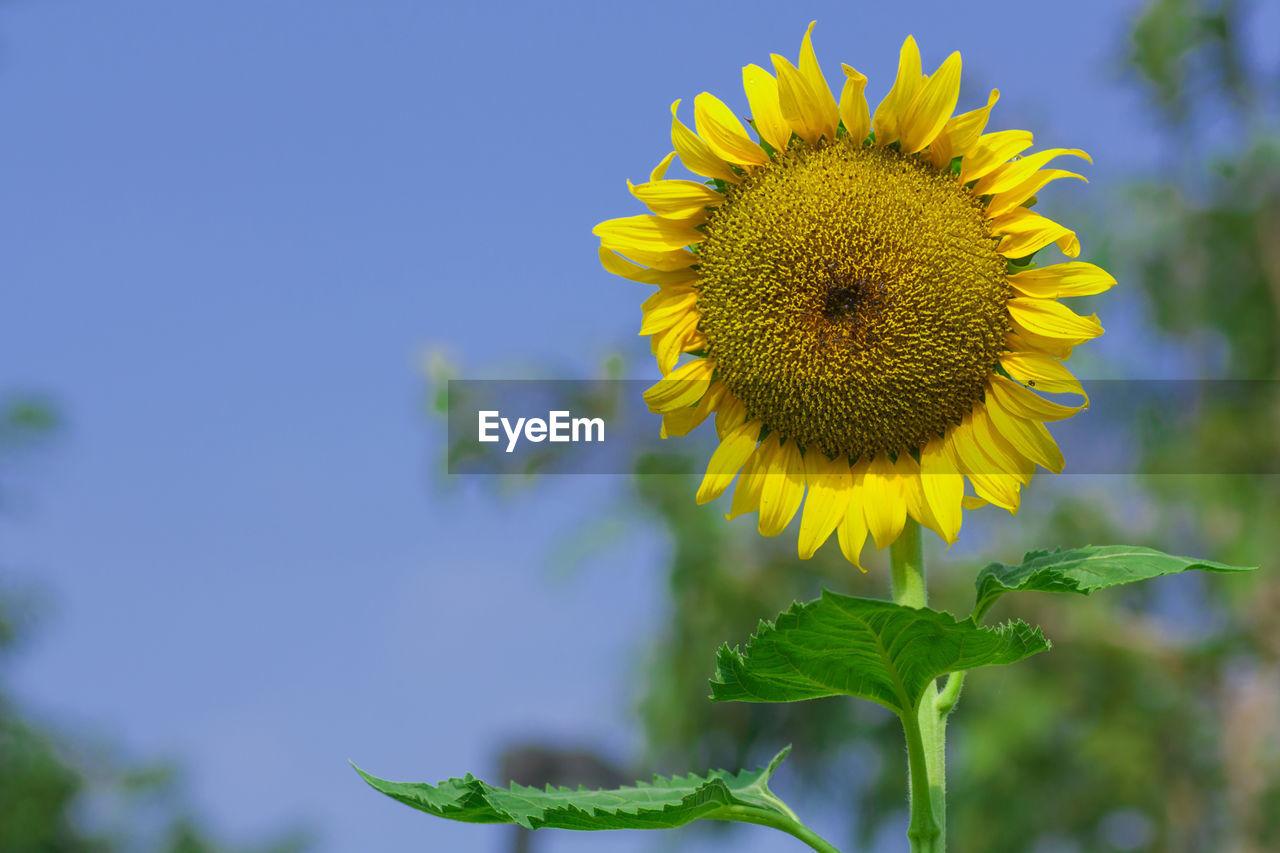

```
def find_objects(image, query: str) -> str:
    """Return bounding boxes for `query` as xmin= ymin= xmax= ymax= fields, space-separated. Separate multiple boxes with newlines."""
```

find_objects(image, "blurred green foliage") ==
xmin=1128 ymin=0 xmax=1253 ymax=123
xmin=0 ymin=397 xmax=312 ymax=853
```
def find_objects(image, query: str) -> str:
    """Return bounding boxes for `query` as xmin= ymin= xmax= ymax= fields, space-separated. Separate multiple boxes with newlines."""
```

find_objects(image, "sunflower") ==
xmin=593 ymin=23 xmax=1114 ymax=567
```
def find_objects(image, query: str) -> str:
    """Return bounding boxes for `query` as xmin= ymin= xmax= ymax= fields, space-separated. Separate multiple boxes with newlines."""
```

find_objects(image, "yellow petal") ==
xmin=796 ymin=21 xmax=840 ymax=141
xmin=919 ymin=439 xmax=964 ymax=543
xmin=771 ymin=55 xmax=832 ymax=145
xmin=894 ymin=453 xmax=943 ymax=540
xmin=985 ymin=169 xmax=1086 ymax=218
xmin=742 ymin=64 xmax=792 ymax=152
xmin=862 ymin=452 xmax=907 ymax=548
xmin=1007 ymin=329 xmax=1074 ymax=360
xmin=899 ymin=51 xmax=962 ymax=154
xmin=1007 ymin=296 xmax=1103 ymax=344
xmin=838 ymin=64 xmax=871 ymax=144
xmin=928 ymin=88 xmax=999 ymax=168
xmin=681 ymin=327 xmax=706 ymax=352
xmin=628 ymin=178 xmax=725 ymax=220
xmin=639 ymin=286 xmax=698 ymax=335
xmin=663 ymin=380 xmax=726 ymax=438
xmin=696 ymin=418 xmax=761 ymax=504
xmin=959 ymin=129 xmax=1034 ymax=183
xmin=758 ymin=439 xmax=805 ymax=537
xmin=714 ymin=394 xmax=748 ymax=438
xmin=651 ymin=311 xmax=701 ymax=375
xmin=927 ymin=137 xmax=953 ymax=171
xmin=972 ymin=148 xmax=1092 ymax=197
xmin=669 ymin=99 xmax=741 ymax=183
xmin=836 ymin=460 xmax=869 ymax=570
xmin=597 ymin=247 xmax=697 ymax=286
xmin=643 ymin=357 xmax=715 ymax=412
xmin=988 ymin=374 xmax=1084 ymax=422
xmin=984 ymin=392 xmax=1065 ymax=473
xmin=727 ymin=435 xmax=772 ymax=520
xmin=798 ymin=452 xmax=852 ymax=559
xmin=649 ymin=152 xmax=676 ymax=182
xmin=999 ymin=352 xmax=1088 ymax=402
xmin=1057 ymin=231 xmax=1081 ymax=257
xmin=947 ymin=418 xmax=1022 ymax=511
xmin=593 ymin=214 xmax=703 ymax=255
xmin=969 ymin=403 xmax=1035 ymax=483
xmin=873 ymin=35 xmax=923 ymax=146
xmin=694 ymin=92 xmax=770 ymax=167
xmin=965 ymin=468 xmax=1022 ymax=514
xmin=992 ymin=208 xmax=1080 ymax=259
xmin=1007 ymin=262 xmax=1117 ymax=298
xmin=610 ymin=245 xmax=698 ymax=272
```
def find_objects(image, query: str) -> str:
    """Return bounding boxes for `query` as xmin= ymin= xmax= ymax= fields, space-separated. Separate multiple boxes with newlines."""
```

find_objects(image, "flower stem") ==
xmin=889 ymin=520 xmax=928 ymax=609
xmin=890 ymin=519 xmax=946 ymax=853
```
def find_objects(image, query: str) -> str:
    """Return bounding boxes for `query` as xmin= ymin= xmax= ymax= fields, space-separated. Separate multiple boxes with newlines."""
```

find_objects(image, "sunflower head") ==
xmin=594 ymin=24 xmax=1115 ymax=567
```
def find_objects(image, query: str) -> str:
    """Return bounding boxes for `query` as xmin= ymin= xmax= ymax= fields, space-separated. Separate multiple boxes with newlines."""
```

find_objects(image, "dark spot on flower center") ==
xmin=821 ymin=280 xmax=870 ymax=321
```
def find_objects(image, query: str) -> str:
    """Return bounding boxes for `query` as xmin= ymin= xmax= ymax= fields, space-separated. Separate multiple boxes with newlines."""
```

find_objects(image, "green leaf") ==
xmin=974 ymin=545 xmax=1259 ymax=617
xmin=710 ymin=591 xmax=1049 ymax=715
xmin=355 ymin=747 xmax=800 ymax=832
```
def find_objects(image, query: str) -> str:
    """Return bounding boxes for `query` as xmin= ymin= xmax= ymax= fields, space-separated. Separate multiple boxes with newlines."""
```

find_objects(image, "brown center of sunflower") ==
xmin=695 ymin=137 xmax=1012 ymax=462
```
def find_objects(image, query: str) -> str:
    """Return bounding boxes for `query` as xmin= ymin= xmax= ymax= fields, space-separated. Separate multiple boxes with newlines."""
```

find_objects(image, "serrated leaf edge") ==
xmin=353 ymin=746 xmax=794 ymax=831
xmin=709 ymin=590 xmax=1051 ymax=713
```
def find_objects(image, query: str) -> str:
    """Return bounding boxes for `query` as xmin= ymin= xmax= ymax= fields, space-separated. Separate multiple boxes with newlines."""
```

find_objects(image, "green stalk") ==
xmin=890 ymin=519 xmax=946 ymax=853
xmin=719 ymin=806 xmax=843 ymax=852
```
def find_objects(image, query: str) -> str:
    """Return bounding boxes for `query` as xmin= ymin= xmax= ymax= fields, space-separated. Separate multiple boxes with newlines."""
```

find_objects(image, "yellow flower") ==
xmin=593 ymin=24 xmax=1114 ymax=568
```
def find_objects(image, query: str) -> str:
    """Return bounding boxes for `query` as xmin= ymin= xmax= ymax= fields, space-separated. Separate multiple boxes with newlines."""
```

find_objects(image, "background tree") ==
xmin=0 ymin=395 xmax=314 ymax=853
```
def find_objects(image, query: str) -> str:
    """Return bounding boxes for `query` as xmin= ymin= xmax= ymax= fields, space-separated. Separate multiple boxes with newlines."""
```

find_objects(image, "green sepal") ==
xmin=973 ymin=544 xmax=1259 ymax=618
xmin=710 ymin=590 xmax=1049 ymax=715
xmin=355 ymin=747 xmax=801 ymax=832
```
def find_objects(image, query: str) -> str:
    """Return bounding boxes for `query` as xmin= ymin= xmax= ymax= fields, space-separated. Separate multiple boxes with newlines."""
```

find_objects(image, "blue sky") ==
xmin=2 ymin=1 xmax=1277 ymax=851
